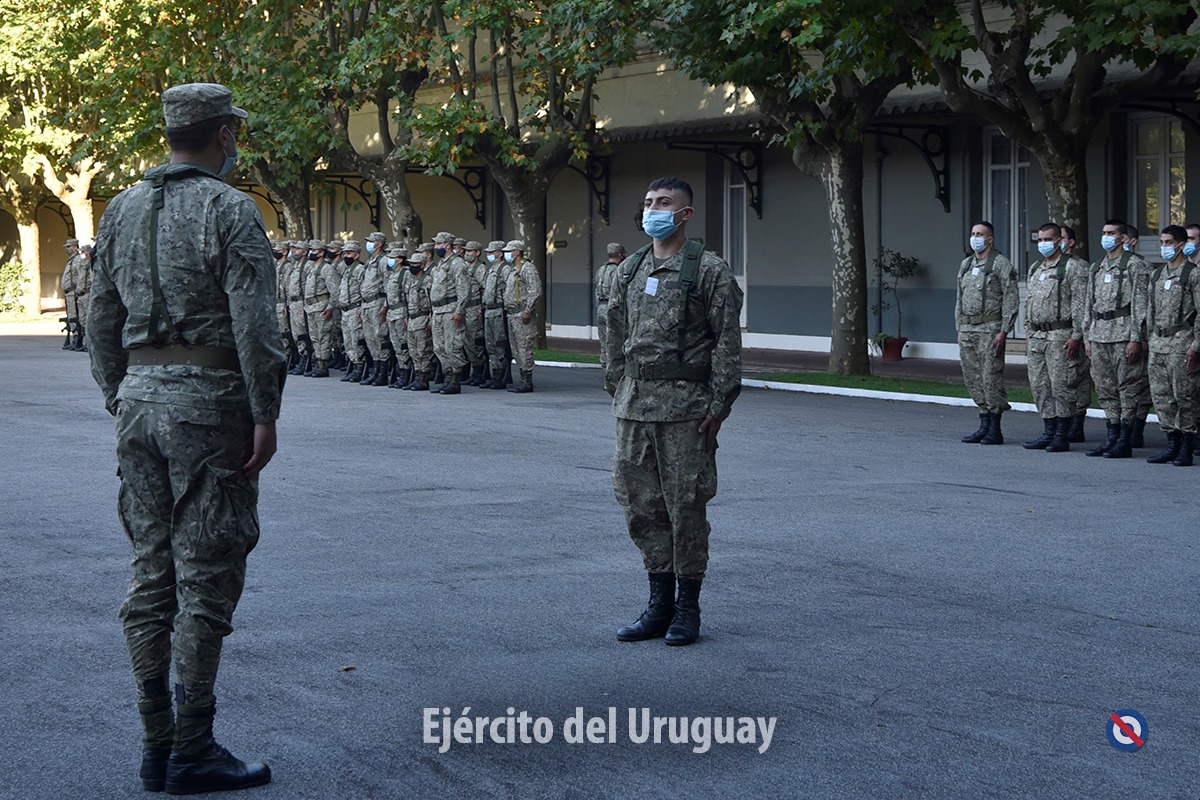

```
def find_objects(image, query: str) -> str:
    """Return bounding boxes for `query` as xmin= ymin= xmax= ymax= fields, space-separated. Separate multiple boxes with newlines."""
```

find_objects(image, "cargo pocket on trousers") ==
xmin=206 ymin=466 xmax=261 ymax=558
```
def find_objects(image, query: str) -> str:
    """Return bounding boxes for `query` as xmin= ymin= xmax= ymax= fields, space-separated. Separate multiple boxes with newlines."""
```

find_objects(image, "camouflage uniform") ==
xmin=1146 ymin=259 xmax=1200 ymax=434
xmin=1084 ymin=250 xmax=1149 ymax=423
xmin=360 ymin=233 xmax=389 ymax=365
xmin=302 ymin=240 xmax=334 ymax=366
xmin=325 ymin=241 xmax=345 ymax=358
xmin=340 ymin=244 xmax=366 ymax=366
xmin=285 ymin=245 xmax=309 ymax=358
xmin=404 ymin=257 xmax=434 ymax=376
xmin=87 ymin=155 xmax=286 ymax=709
xmin=384 ymin=246 xmax=410 ymax=375
xmin=481 ymin=241 xmax=510 ymax=382
xmin=462 ymin=242 xmax=487 ymax=373
xmin=1130 ymin=253 xmax=1155 ymax=420
xmin=603 ymin=242 xmax=743 ymax=578
xmin=1025 ymin=253 xmax=1086 ymax=419
xmin=595 ymin=243 xmax=624 ymax=368
xmin=274 ymin=247 xmax=290 ymax=355
xmin=62 ymin=242 xmax=80 ymax=331
xmin=954 ymin=251 xmax=1018 ymax=413
xmin=73 ymin=246 xmax=93 ymax=331
xmin=429 ymin=232 xmax=469 ymax=380
xmin=503 ymin=244 xmax=542 ymax=373
xmin=1066 ymin=254 xmax=1094 ymax=421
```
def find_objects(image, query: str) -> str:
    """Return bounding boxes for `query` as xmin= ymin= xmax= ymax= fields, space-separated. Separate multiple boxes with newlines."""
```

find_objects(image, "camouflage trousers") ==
xmin=406 ymin=314 xmax=433 ymax=373
xmin=342 ymin=306 xmax=365 ymax=363
xmin=484 ymin=309 xmax=509 ymax=377
xmin=613 ymin=418 xmax=717 ymax=579
xmin=507 ymin=312 xmax=537 ymax=372
xmin=596 ymin=303 xmax=609 ymax=368
xmin=1075 ymin=354 xmax=1093 ymax=412
xmin=1089 ymin=341 xmax=1149 ymax=422
xmin=1148 ymin=334 xmax=1200 ymax=433
xmin=276 ymin=303 xmax=289 ymax=352
xmin=65 ymin=291 xmax=78 ymax=325
xmin=957 ymin=331 xmax=1009 ymax=413
xmin=304 ymin=306 xmax=333 ymax=360
xmin=463 ymin=304 xmax=485 ymax=366
xmin=331 ymin=308 xmax=343 ymax=351
xmin=1027 ymin=333 xmax=1084 ymax=418
xmin=288 ymin=300 xmax=308 ymax=354
xmin=387 ymin=316 xmax=409 ymax=367
xmin=115 ymin=399 xmax=260 ymax=707
xmin=76 ymin=292 xmax=89 ymax=329
xmin=432 ymin=311 xmax=466 ymax=372
xmin=362 ymin=300 xmax=387 ymax=360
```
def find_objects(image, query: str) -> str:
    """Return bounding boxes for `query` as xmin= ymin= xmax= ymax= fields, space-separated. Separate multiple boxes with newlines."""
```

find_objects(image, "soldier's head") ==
xmin=341 ymin=241 xmax=362 ymax=265
xmin=385 ymin=244 xmax=406 ymax=269
xmin=1035 ymin=223 xmax=1061 ymax=259
xmin=485 ymin=241 xmax=505 ymax=264
xmin=64 ymin=238 xmax=79 ymax=256
xmin=503 ymin=240 xmax=525 ymax=265
xmin=1160 ymin=225 xmax=1187 ymax=263
xmin=1125 ymin=224 xmax=1139 ymax=251
xmin=365 ymin=232 xmax=386 ymax=256
xmin=80 ymin=243 xmax=93 ymax=260
xmin=408 ymin=251 xmax=427 ymax=274
xmin=271 ymin=241 xmax=284 ymax=260
xmin=606 ymin=242 xmax=625 ymax=262
xmin=434 ymin=232 xmax=454 ymax=258
xmin=1185 ymin=223 xmax=1200 ymax=258
xmin=453 ymin=237 xmax=467 ymax=257
xmin=642 ymin=178 xmax=694 ymax=242
xmin=288 ymin=241 xmax=306 ymax=260
xmin=969 ymin=221 xmax=994 ymax=255
xmin=161 ymin=83 xmax=247 ymax=178
xmin=326 ymin=240 xmax=342 ymax=260
xmin=1101 ymin=219 xmax=1127 ymax=255
xmin=1060 ymin=226 xmax=1076 ymax=254
xmin=464 ymin=241 xmax=482 ymax=263
xmin=308 ymin=239 xmax=325 ymax=259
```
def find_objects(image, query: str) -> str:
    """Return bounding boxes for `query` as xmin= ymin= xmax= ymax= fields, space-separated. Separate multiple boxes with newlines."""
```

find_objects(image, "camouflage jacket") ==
xmin=428 ymin=254 xmax=469 ymax=313
xmin=502 ymin=259 xmax=541 ymax=315
xmin=1084 ymin=251 xmax=1148 ymax=344
xmin=87 ymin=161 xmax=286 ymax=424
xmin=463 ymin=257 xmax=485 ymax=307
xmin=954 ymin=251 xmax=1018 ymax=334
xmin=404 ymin=271 xmax=431 ymax=320
xmin=482 ymin=261 xmax=509 ymax=309
xmin=385 ymin=266 xmax=408 ymax=321
xmin=595 ymin=260 xmax=618 ymax=307
xmin=360 ymin=254 xmax=387 ymax=303
xmin=603 ymin=243 xmax=743 ymax=422
xmin=1025 ymin=255 xmax=1086 ymax=340
xmin=1146 ymin=259 xmax=1200 ymax=354
xmin=71 ymin=254 xmax=92 ymax=295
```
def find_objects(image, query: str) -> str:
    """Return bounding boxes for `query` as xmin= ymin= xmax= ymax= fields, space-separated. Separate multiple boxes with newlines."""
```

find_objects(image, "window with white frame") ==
xmin=984 ymin=131 xmax=1030 ymax=336
xmin=1132 ymin=115 xmax=1186 ymax=252
xmin=724 ymin=163 xmax=747 ymax=327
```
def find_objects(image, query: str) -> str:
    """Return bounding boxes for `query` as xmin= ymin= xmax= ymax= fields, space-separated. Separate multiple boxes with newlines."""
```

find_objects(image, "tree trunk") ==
xmin=809 ymin=141 xmax=871 ymax=376
xmin=1038 ymin=146 xmax=1090 ymax=261
xmin=17 ymin=218 xmax=41 ymax=316
xmin=356 ymin=159 xmax=422 ymax=246
xmin=492 ymin=166 xmax=552 ymax=349
xmin=38 ymin=156 xmax=101 ymax=243
xmin=248 ymin=163 xmax=312 ymax=239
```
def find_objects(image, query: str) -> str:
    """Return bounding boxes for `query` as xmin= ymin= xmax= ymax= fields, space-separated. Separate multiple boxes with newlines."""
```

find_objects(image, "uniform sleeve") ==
xmin=220 ymin=199 xmax=287 ymax=424
xmin=705 ymin=261 xmax=743 ymax=420
xmin=1133 ymin=259 xmax=1150 ymax=342
xmin=1069 ymin=260 xmax=1087 ymax=341
xmin=1082 ymin=264 xmax=1096 ymax=339
xmin=953 ymin=260 xmax=964 ymax=329
xmin=1000 ymin=256 xmax=1019 ymax=334
xmin=86 ymin=217 xmax=128 ymax=415
xmin=77 ymin=257 xmax=92 ymax=294
xmin=603 ymin=261 xmax=629 ymax=395
xmin=454 ymin=260 xmax=470 ymax=315
xmin=522 ymin=263 xmax=542 ymax=315
xmin=1190 ymin=270 xmax=1200 ymax=354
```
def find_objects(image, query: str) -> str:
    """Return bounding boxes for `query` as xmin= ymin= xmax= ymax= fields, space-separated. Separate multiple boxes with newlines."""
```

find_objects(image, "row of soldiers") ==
xmin=957 ymin=218 xmax=1200 ymax=466
xmin=59 ymin=239 xmax=93 ymax=352
xmin=273 ymin=231 xmax=543 ymax=393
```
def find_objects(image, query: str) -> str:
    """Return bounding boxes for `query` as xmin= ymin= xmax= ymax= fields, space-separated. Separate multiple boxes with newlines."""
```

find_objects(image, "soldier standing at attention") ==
xmin=429 ymin=231 xmax=469 ymax=394
xmin=503 ymin=240 xmax=542 ymax=393
xmin=1022 ymin=223 xmax=1085 ymax=452
xmin=74 ymin=242 xmax=93 ymax=352
xmin=461 ymin=241 xmax=488 ymax=385
xmin=604 ymin=177 xmax=743 ymax=647
xmin=1144 ymin=225 xmax=1200 ymax=465
xmin=955 ymin=221 xmax=1018 ymax=445
xmin=285 ymin=241 xmax=309 ymax=375
xmin=481 ymin=240 xmax=510 ymax=389
xmin=1082 ymin=220 xmax=1149 ymax=458
xmin=61 ymin=238 xmax=81 ymax=350
xmin=302 ymin=238 xmax=334 ymax=377
xmin=384 ymin=244 xmax=411 ymax=388
xmin=86 ymin=82 xmax=284 ymax=794
xmin=359 ymin=231 xmax=391 ymax=385
xmin=339 ymin=241 xmax=366 ymax=382
xmin=403 ymin=248 xmax=434 ymax=391
xmin=595 ymin=242 xmax=625 ymax=369
xmin=1060 ymin=226 xmax=1092 ymax=442
xmin=325 ymin=240 xmax=346 ymax=370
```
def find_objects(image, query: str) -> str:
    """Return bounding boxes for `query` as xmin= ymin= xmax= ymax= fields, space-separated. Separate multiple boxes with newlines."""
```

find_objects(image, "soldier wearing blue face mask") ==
xmin=1060 ymin=226 xmax=1094 ymax=442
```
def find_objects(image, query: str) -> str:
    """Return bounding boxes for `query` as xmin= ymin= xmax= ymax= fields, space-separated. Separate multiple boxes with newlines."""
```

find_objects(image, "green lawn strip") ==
xmin=535 ymin=348 xmax=601 ymax=364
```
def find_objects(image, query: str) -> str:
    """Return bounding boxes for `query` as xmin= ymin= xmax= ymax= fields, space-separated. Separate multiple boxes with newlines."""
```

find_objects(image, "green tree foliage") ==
xmin=655 ymin=0 xmax=927 ymax=375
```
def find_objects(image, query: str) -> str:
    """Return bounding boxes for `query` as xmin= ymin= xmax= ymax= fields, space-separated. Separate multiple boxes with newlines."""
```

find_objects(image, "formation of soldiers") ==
xmin=272 ymin=231 xmax=543 ymax=394
xmin=59 ymin=238 xmax=93 ymax=352
xmin=957 ymin=218 xmax=1200 ymax=466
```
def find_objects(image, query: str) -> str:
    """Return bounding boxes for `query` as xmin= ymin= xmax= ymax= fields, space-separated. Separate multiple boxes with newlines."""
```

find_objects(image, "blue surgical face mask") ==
xmin=1184 ymin=242 xmax=1197 ymax=258
xmin=218 ymin=130 xmax=238 ymax=177
xmin=366 ymin=242 xmax=376 ymax=254
xmin=969 ymin=236 xmax=987 ymax=254
xmin=435 ymin=247 xmax=447 ymax=258
xmin=1123 ymin=241 xmax=1132 ymax=252
xmin=386 ymin=257 xmax=396 ymax=268
xmin=1037 ymin=241 xmax=1057 ymax=258
xmin=486 ymin=254 xmax=497 ymax=263
xmin=1101 ymin=235 xmax=1118 ymax=252
xmin=642 ymin=208 xmax=682 ymax=240
xmin=504 ymin=252 xmax=515 ymax=264
xmin=1059 ymin=241 xmax=1068 ymax=253
xmin=1161 ymin=245 xmax=1179 ymax=262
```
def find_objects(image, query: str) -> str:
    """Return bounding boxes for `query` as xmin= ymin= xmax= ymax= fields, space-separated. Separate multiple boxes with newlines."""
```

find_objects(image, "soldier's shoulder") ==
xmin=699 ymin=249 xmax=731 ymax=274
xmin=993 ymin=252 xmax=1016 ymax=269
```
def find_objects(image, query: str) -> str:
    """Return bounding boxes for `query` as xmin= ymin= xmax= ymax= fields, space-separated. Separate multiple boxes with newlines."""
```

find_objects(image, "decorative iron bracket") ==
xmin=410 ymin=165 xmax=488 ymax=228
xmin=664 ymin=140 xmax=763 ymax=219
xmin=1122 ymin=101 xmax=1200 ymax=140
xmin=39 ymin=198 xmax=73 ymax=236
xmin=867 ymin=124 xmax=951 ymax=213
xmin=566 ymin=156 xmax=611 ymax=224
xmin=319 ymin=175 xmax=382 ymax=230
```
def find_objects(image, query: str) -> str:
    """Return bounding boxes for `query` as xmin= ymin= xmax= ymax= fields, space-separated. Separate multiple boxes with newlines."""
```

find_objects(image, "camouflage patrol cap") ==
xmin=64 ymin=238 xmax=79 ymax=247
xmin=326 ymin=240 xmax=343 ymax=251
xmin=162 ymin=83 xmax=248 ymax=128
xmin=503 ymin=239 xmax=525 ymax=252
xmin=606 ymin=242 xmax=625 ymax=257
xmin=288 ymin=240 xmax=306 ymax=250
xmin=418 ymin=242 xmax=435 ymax=253
xmin=434 ymin=231 xmax=455 ymax=244
xmin=308 ymin=238 xmax=325 ymax=250
xmin=453 ymin=237 xmax=467 ymax=247
xmin=366 ymin=232 xmax=387 ymax=243
xmin=341 ymin=240 xmax=362 ymax=252
xmin=465 ymin=241 xmax=483 ymax=251
xmin=385 ymin=244 xmax=406 ymax=257
xmin=485 ymin=240 xmax=505 ymax=253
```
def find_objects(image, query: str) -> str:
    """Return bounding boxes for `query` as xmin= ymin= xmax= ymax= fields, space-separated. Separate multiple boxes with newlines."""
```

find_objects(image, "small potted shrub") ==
xmin=869 ymin=248 xmax=920 ymax=361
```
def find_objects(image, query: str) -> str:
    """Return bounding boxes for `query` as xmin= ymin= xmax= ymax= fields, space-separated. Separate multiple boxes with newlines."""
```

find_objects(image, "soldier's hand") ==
xmin=1085 ymin=341 xmax=1092 ymax=360
xmin=1188 ymin=349 xmax=1198 ymax=374
xmin=521 ymin=311 xmax=531 ymax=324
xmin=323 ymin=308 xmax=333 ymax=321
xmin=380 ymin=306 xmax=388 ymax=321
xmin=1064 ymin=338 xmax=1080 ymax=360
xmin=1125 ymin=340 xmax=1142 ymax=364
xmin=453 ymin=312 xmax=464 ymax=328
xmin=243 ymin=422 xmax=278 ymax=478
xmin=992 ymin=331 xmax=1007 ymax=357
xmin=698 ymin=415 xmax=722 ymax=453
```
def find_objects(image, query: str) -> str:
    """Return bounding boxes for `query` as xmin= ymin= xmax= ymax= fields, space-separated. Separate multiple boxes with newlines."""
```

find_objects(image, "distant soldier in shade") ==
xmin=403 ymin=248 xmax=434 ymax=391
xmin=503 ymin=240 xmax=542 ymax=393
xmin=481 ymin=240 xmax=511 ymax=389
xmin=595 ymin=242 xmax=625 ymax=369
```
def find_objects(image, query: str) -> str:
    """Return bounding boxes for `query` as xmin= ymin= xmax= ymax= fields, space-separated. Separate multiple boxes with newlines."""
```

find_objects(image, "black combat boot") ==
xmin=390 ymin=365 xmax=409 ymax=389
xmin=1023 ymin=418 xmax=1055 ymax=450
xmin=340 ymin=361 xmax=357 ymax=382
xmin=309 ymin=359 xmax=329 ymax=378
xmin=287 ymin=352 xmax=306 ymax=376
xmin=469 ymin=364 xmax=486 ymax=386
xmin=437 ymin=371 xmax=461 ymax=394
xmin=302 ymin=353 xmax=316 ymax=377
xmin=358 ymin=357 xmax=376 ymax=385
xmin=664 ymin=577 xmax=703 ymax=646
xmin=163 ymin=686 xmax=270 ymax=796
xmin=979 ymin=412 xmax=1004 ymax=445
xmin=508 ymin=370 xmax=533 ymax=393
xmin=372 ymin=355 xmax=393 ymax=386
xmin=1147 ymin=431 xmax=1181 ymax=464
xmin=137 ymin=677 xmax=174 ymax=792
xmin=1086 ymin=421 xmax=1119 ymax=457
xmin=962 ymin=413 xmax=990 ymax=443
xmin=1044 ymin=416 xmax=1071 ymax=452
xmin=74 ymin=329 xmax=86 ymax=351
xmin=617 ymin=572 xmax=675 ymax=642
xmin=489 ymin=366 xmax=508 ymax=389
xmin=62 ymin=320 xmax=73 ymax=350
xmin=1131 ymin=417 xmax=1148 ymax=448
xmin=1173 ymin=433 xmax=1195 ymax=466
xmin=1067 ymin=412 xmax=1087 ymax=443
xmin=410 ymin=371 xmax=430 ymax=391
xmin=1102 ymin=421 xmax=1133 ymax=459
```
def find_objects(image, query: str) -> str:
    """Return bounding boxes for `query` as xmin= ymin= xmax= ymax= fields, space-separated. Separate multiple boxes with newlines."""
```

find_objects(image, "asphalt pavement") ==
xmin=2 ymin=326 xmax=1198 ymax=800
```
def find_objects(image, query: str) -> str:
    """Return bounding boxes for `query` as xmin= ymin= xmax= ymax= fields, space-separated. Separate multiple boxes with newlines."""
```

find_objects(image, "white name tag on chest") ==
xmin=1104 ymin=273 xmax=1113 ymax=283
xmin=972 ymin=267 xmax=981 ymax=276
xmin=645 ymin=277 xmax=659 ymax=296
xmin=1039 ymin=273 xmax=1047 ymax=282
xmin=1164 ymin=280 xmax=1173 ymax=290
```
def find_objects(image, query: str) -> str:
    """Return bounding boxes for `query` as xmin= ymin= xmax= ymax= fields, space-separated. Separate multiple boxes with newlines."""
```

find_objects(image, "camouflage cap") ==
xmin=503 ymin=239 xmax=525 ymax=252
xmin=366 ymin=232 xmax=387 ymax=243
xmin=341 ymin=240 xmax=362 ymax=252
xmin=308 ymin=238 xmax=325 ymax=250
xmin=64 ymin=238 xmax=79 ymax=247
xmin=418 ymin=242 xmax=435 ymax=253
xmin=434 ymin=231 xmax=455 ymax=244
xmin=385 ymin=244 xmax=406 ymax=257
xmin=288 ymin=240 xmax=307 ymax=249
xmin=485 ymin=240 xmax=505 ymax=253
xmin=453 ymin=237 xmax=467 ymax=247
xmin=408 ymin=250 xmax=427 ymax=262
xmin=465 ymin=241 xmax=483 ymax=251
xmin=326 ymin=240 xmax=343 ymax=251
xmin=162 ymin=83 xmax=248 ymax=129
xmin=80 ymin=242 xmax=93 ymax=251
xmin=606 ymin=242 xmax=625 ymax=257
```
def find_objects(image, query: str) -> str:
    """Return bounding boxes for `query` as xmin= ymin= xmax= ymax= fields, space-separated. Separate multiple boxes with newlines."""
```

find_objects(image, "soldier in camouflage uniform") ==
xmin=1143 ymin=225 xmax=1200 ymax=466
xmin=73 ymin=242 xmax=93 ymax=352
xmin=1082 ymin=220 xmax=1150 ymax=458
xmin=273 ymin=242 xmax=294 ymax=368
xmin=481 ymin=240 xmax=511 ymax=389
xmin=605 ymin=177 xmax=743 ymax=647
xmin=359 ymin=231 xmax=391 ymax=385
xmin=383 ymin=244 xmax=411 ymax=388
xmin=955 ymin=221 xmax=1019 ymax=445
xmin=339 ymin=241 xmax=367 ymax=382
xmin=595 ymin=242 xmax=625 ymax=369
xmin=86 ymin=83 xmax=281 ymax=794
xmin=403 ymin=248 xmax=434 ymax=390
xmin=285 ymin=241 xmax=310 ymax=375
xmin=429 ymin=231 xmax=469 ymax=394
xmin=302 ymin=238 xmax=334 ymax=377
xmin=1061 ymin=226 xmax=1093 ymax=442
xmin=461 ymin=240 xmax=488 ymax=385
xmin=61 ymin=239 xmax=81 ymax=350
xmin=1022 ymin=223 xmax=1086 ymax=453
xmin=503 ymin=240 xmax=542 ymax=393
xmin=324 ymin=240 xmax=346 ymax=370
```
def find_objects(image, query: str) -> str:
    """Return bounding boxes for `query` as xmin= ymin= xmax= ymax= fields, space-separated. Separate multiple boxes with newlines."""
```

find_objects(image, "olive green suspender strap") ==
xmin=1090 ymin=251 xmax=1130 ymax=312
xmin=1150 ymin=260 xmax=1195 ymax=328
xmin=956 ymin=249 xmax=999 ymax=314
xmin=146 ymin=173 xmax=185 ymax=346
xmin=621 ymin=238 xmax=705 ymax=358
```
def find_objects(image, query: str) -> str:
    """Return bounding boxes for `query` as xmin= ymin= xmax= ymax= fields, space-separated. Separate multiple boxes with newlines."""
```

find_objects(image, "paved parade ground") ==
xmin=3 ymin=325 xmax=1199 ymax=799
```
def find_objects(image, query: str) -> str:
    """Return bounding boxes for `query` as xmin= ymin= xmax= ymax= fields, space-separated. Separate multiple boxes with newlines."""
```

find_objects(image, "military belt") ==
xmin=344 ymin=301 xmax=361 ymax=310
xmin=408 ymin=310 xmax=430 ymax=319
xmin=464 ymin=298 xmax=482 ymax=308
xmin=485 ymin=303 xmax=504 ymax=311
xmin=1027 ymin=320 xmax=1073 ymax=332
xmin=1155 ymin=324 xmax=1191 ymax=337
xmin=961 ymin=312 xmax=1002 ymax=325
xmin=305 ymin=293 xmax=330 ymax=303
xmin=1095 ymin=306 xmax=1131 ymax=320
xmin=625 ymin=361 xmax=710 ymax=382
xmin=433 ymin=301 xmax=458 ymax=312
xmin=127 ymin=344 xmax=241 ymax=373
